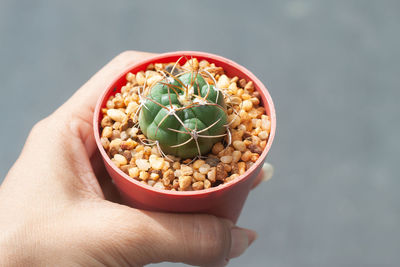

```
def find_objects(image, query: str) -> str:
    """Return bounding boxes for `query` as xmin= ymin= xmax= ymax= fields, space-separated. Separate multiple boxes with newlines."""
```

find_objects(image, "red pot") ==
xmin=93 ymin=51 xmax=276 ymax=223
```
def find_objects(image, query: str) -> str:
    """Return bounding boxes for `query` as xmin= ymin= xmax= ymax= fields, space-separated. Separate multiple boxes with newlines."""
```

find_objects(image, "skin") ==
xmin=0 ymin=51 xmax=270 ymax=267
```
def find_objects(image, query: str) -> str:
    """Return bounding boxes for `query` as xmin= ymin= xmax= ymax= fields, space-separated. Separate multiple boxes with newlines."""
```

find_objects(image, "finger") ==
xmin=251 ymin=162 xmax=274 ymax=189
xmin=101 ymin=208 xmax=257 ymax=266
xmin=90 ymin=150 xmax=121 ymax=202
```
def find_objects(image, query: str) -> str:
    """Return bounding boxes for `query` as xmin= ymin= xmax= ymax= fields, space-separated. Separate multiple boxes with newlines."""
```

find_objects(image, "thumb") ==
xmin=102 ymin=206 xmax=257 ymax=266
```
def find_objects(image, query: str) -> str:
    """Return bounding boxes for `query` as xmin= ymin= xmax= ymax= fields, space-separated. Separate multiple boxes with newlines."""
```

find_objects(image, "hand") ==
xmin=0 ymin=51 xmax=272 ymax=266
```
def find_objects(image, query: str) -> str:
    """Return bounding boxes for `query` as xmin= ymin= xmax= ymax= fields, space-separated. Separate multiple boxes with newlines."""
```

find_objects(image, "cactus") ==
xmin=138 ymin=62 xmax=228 ymax=159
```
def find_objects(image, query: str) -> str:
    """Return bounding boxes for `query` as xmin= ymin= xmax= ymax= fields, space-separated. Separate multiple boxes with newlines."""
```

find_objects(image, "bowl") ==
xmin=93 ymin=51 xmax=276 ymax=223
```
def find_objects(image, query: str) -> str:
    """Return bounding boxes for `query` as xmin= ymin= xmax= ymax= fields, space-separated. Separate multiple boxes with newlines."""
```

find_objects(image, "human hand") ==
xmin=0 ymin=51 xmax=273 ymax=266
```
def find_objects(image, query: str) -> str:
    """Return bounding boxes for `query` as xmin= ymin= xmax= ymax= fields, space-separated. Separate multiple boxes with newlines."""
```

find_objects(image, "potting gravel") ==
xmin=100 ymin=58 xmax=271 ymax=191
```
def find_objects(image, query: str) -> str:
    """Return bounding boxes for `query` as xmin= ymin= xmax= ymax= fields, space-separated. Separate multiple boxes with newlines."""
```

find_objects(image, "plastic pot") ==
xmin=93 ymin=51 xmax=276 ymax=223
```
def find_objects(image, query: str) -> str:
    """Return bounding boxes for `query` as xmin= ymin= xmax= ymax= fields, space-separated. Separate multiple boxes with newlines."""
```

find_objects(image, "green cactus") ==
xmin=138 ymin=69 xmax=228 ymax=159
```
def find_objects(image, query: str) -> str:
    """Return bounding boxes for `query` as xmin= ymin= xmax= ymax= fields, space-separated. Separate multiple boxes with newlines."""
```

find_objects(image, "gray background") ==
xmin=1 ymin=0 xmax=399 ymax=266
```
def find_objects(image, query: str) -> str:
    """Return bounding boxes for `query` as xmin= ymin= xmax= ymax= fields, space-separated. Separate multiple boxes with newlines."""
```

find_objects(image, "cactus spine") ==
xmin=138 ymin=58 xmax=229 ymax=159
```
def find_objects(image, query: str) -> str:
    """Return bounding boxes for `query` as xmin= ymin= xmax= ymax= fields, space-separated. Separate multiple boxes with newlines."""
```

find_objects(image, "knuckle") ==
xmin=114 ymin=50 xmax=156 ymax=63
xmin=30 ymin=118 xmax=51 ymax=137
xmin=115 ymin=50 xmax=136 ymax=60
xmin=190 ymin=215 xmax=231 ymax=262
xmin=29 ymin=115 xmax=65 ymax=142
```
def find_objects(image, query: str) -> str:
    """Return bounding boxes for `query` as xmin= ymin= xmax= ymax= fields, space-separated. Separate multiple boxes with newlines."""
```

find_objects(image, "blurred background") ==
xmin=1 ymin=0 xmax=399 ymax=266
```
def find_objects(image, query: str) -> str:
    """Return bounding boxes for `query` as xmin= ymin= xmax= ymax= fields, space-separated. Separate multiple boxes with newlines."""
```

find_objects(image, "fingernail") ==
xmin=262 ymin=162 xmax=274 ymax=182
xmin=229 ymin=227 xmax=258 ymax=259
